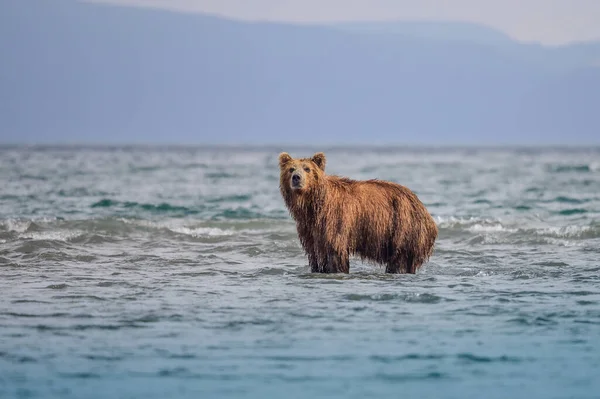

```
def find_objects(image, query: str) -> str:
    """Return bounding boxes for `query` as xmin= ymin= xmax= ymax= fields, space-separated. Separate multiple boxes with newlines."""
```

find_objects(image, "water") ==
xmin=1 ymin=145 xmax=599 ymax=399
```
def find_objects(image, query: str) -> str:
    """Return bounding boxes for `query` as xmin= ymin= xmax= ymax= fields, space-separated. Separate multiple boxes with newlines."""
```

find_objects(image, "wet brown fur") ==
xmin=279 ymin=152 xmax=438 ymax=274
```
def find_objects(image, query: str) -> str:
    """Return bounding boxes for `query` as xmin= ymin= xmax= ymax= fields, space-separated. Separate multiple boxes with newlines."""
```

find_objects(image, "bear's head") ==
xmin=278 ymin=152 xmax=326 ymax=193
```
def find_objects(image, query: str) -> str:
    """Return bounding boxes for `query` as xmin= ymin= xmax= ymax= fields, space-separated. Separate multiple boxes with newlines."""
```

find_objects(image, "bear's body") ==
xmin=279 ymin=152 xmax=437 ymax=274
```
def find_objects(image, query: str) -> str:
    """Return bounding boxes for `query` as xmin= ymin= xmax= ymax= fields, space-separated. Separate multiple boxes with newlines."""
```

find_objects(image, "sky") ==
xmin=87 ymin=0 xmax=600 ymax=45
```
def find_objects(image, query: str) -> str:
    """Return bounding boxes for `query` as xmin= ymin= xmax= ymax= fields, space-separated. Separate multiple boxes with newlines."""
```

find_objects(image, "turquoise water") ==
xmin=1 ymin=146 xmax=599 ymax=398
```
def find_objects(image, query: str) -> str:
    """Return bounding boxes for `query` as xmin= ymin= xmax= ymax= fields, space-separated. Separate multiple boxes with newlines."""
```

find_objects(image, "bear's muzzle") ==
xmin=291 ymin=173 xmax=302 ymax=189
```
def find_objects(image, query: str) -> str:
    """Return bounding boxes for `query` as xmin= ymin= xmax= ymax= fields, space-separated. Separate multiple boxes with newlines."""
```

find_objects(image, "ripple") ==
xmin=206 ymin=194 xmax=252 ymax=203
xmin=456 ymin=353 xmax=523 ymax=363
xmin=166 ymin=353 xmax=197 ymax=360
xmin=251 ymin=267 xmax=291 ymax=276
xmin=531 ymin=261 xmax=569 ymax=267
xmin=169 ymin=226 xmax=233 ymax=237
xmin=91 ymin=199 xmax=201 ymax=216
xmin=343 ymin=293 xmax=443 ymax=303
xmin=507 ymin=316 xmax=559 ymax=326
xmin=262 ymin=355 xmax=355 ymax=362
xmin=158 ymin=367 xmax=190 ymax=377
xmin=212 ymin=208 xmax=273 ymax=220
xmin=45 ymin=284 xmax=69 ymax=290
xmin=51 ymin=295 xmax=106 ymax=301
xmin=373 ymin=371 xmax=448 ymax=382
xmin=58 ymin=372 xmax=101 ymax=379
xmin=514 ymin=205 xmax=532 ymax=211
xmin=557 ymin=208 xmax=588 ymax=216
xmin=34 ymin=323 xmax=146 ymax=331
xmin=370 ymin=354 xmax=446 ymax=363
xmin=2 ymin=312 xmax=69 ymax=318
xmin=126 ymin=314 xmax=161 ymax=323
xmin=576 ymin=300 xmax=598 ymax=306
xmin=82 ymin=354 xmax=124 ymax=361
xmin=553 ymin=196 xmax=589 ymax=204
xmin=547 ymin=164 xmax=593 ymax=173
xmin=218 ymin=319 xmax=277 ymax=330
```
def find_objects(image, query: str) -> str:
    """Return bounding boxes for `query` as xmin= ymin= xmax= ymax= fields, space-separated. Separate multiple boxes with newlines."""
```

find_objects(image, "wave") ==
xmin=168 ymin=226 xmax=233 ymax=237
xmin=0 ymin=219 xmax=34 ymax=233
xmin=546 ymin=163 xmax=600 ymax=173
xmin=534 ymin=225 xmax=600 ymax=239
xmin=19 ymin=230 xmax=84 ymax=242
xmin=88 ymin=198 xmax=284 ymax=220
xmin=435 ymin=216 xmax=513 ymax=232
xmin=552 ymin=196 xmax=590 ymax=205
xmin=4 ymin=215 xmax=599 ymax=247
xmin=205 ymin=194 xmax=252 ymax=203
xmin=91 ymin=199 xmax=201 ymax=215
xmin=1 ymin=216 xmax=295 ymax=245
xmin=557 ymin=208 xmax=588 ymax=216
xmin=436 ymin=217 xmax=600 ymax=240
xmin=343 ymin=292 xmax=443 ymax=303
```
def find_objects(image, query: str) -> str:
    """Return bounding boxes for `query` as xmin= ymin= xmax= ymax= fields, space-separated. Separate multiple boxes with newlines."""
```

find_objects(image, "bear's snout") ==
xmin=291 ymin=174 xmax=302 ymax=187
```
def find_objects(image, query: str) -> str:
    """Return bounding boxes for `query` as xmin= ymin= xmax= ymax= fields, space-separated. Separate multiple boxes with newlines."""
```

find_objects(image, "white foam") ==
xmin=468 ymin=223 xmax=517 ymax=233
xmin=435 ymin=216 xmax=505 ymax=229
xmin=118 ymin=218 xmax=157 ymax=228
xmin=542 ymin=237 xmax=586 ymax=247
xmin=118 ymin=218 xmax=237 ymax=237
xmin=19 ymin=230 xmax=83 ymax=242
xmin=169 ymin=227 xmax=233 ymax=237
xmin=540 ymin=225 xmax=596 ymax=239
xmin=2 ymin=219 xmax=31 ymax=233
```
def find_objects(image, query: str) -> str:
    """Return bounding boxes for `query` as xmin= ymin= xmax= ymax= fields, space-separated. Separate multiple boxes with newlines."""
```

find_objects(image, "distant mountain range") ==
xmin=1 ymin=0 xmax=599 ymax=145
xmin=331 ymin=20 xmax=517 ymax=46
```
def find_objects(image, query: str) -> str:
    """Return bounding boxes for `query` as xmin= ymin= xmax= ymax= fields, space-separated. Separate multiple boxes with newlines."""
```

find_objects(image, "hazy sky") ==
xmin=88 ymin=0 xmax=600 ymax=45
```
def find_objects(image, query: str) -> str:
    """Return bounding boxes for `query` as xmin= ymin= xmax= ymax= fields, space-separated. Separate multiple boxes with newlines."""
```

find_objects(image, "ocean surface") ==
xmin=1 ymin=145 xmax=599 ymax=399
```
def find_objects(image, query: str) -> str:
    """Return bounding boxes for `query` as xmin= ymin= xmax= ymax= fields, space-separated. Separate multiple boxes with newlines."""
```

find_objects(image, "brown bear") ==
xmin=279 ymin=152 xmax=437 ymax=274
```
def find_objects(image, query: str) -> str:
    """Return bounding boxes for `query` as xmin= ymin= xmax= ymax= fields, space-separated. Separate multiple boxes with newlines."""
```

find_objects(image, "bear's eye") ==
xmin=304 ymin=167 xmax=311 ymax=172
xmin=289 ymin=167 xmax=295 ymax=173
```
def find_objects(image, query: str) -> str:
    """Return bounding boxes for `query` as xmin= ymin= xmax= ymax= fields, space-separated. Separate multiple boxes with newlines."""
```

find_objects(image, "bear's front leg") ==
xmin=325 ymin=248 xmax=349 ymax=274
xmin=297 ymin=228 xmax=321 ymax=272
xmin=307 ymin=250 xmax=320 ymax=273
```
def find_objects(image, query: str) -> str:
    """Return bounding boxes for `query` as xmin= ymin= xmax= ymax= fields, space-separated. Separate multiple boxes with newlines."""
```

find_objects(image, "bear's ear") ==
xmin=279 ymin=152 xmax=292 ymax=168
xmin=311 ymin=152 xmax=326 ymax=171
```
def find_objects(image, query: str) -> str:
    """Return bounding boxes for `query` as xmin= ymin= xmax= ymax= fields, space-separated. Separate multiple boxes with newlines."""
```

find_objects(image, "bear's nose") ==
xmin=292 ymin=174 xmax=301 ymax=185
